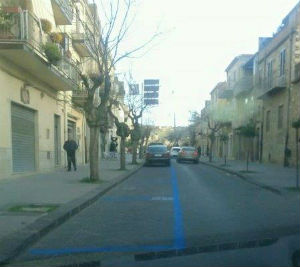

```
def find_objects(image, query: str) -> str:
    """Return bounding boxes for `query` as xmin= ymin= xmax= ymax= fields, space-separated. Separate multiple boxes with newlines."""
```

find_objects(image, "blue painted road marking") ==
xmin=29 ymin=167 xmax=185 ymax=256
xmin=170 ymin=166 xmax=186 ymax=249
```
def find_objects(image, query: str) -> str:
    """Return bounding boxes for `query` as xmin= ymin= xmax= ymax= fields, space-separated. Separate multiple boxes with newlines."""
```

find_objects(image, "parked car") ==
xmin=148 ymin=142 xmax=164 ymax=146
xmin=176 ymin=146 xmax=199 ymax=164
xmin=145 ymin=145 xmax=171 ymax=166
xmin=170 ymin=147 xmax=181 ymax=158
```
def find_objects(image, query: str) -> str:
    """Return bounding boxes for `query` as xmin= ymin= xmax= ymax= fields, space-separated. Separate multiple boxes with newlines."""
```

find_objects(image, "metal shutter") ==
xmin=11 ymin=103 xmax=36 ymax=172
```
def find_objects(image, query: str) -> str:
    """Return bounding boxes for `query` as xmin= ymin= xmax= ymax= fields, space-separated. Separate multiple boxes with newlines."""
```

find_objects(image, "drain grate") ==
xmin=8 ymin=204 xmax=59 ymax=213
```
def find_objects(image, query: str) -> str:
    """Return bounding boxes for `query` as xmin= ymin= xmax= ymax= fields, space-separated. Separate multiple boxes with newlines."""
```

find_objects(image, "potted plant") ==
xmin=50 ymin=32 xmax=63 ymax=44
xmin=43 ymin=42 xmax=62 ymax=66
xmin=0 ymin=8 xmax=14 ymax=38
xmin=40 ymin=19 xmax=52 ymax=34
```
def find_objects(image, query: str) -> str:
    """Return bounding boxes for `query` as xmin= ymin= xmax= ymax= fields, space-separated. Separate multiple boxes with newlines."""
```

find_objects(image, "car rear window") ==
xmin=172 ymin=148 xmax=180 ymax=152
xmin=182 ymin=147 xmax=195 ymax=151
xmin=148 ymin=146 xmax=167 ymax=153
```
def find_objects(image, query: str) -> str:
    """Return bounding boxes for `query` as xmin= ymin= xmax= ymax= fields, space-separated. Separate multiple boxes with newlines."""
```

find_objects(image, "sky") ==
xmin=112 ymin=0 xmax=300 ymax=126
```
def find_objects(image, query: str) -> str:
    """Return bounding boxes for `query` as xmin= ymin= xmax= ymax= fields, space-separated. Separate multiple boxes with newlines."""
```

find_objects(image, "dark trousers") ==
xmin=67 ymin=153 xmax=76 ymax=171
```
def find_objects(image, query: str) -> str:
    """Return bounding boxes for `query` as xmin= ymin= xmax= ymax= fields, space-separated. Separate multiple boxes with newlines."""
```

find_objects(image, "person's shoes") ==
xmin=67 ymin=169 xmax=71 ymax=172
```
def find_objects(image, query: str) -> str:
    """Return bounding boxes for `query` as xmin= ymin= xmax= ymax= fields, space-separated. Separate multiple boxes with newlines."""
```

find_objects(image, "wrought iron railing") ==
xmin=0 ymin=9 xmax=81 ymax=89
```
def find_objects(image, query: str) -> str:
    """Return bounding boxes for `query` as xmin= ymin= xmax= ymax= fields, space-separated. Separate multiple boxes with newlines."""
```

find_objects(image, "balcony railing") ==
xmin=257 ymin=74 xmax=287 ymax=98
xmin=0 ymin=10 xmax=81 ymax=91
xmin=232 ymin=75 xmax=253 ymax=97
xmin=72 ymin=27 xmax=94 ymax=57
xmin=51 ymin=0 xmax=73 ymax=25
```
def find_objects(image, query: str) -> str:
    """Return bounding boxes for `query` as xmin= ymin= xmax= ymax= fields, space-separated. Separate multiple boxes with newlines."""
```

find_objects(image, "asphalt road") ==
xmin=8 ymin=159 xmax=300 ymax=267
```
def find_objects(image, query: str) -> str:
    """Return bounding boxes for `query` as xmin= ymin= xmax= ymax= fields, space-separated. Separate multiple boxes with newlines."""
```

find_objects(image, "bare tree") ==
xmin=126 ymin=93 xmax=148 ymax=164
xmin=71 ymin=0 xmax=162 ymax=180
xmin=108 ymin=99 xmax=130 ymax=170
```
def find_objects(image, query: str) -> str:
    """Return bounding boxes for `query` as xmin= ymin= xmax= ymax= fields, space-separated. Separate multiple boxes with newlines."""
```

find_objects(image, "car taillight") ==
xmin=146 ymin=153 xmax=151 ymax=158
xmin=193 ymin=151 xmax=198 ymax=156
xmin=163 ymin=152 xmax=170 ymax=158
xmin=181 ymin=151 xmax=185 ymax=155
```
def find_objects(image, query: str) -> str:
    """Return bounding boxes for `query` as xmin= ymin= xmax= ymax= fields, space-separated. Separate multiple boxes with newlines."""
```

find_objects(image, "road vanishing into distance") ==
xmin=8 ymin=160 xmax=300 ymax=267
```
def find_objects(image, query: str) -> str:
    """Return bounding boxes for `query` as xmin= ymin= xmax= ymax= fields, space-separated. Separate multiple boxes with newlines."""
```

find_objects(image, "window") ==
xmin=267 ymin=60 xmax=273 ymax=88
xmin=266 ymin=110 xmax=271 ymax=132
xmin=278 ymin=105 xmax=284 ymax=129
xmin=280 ymin=49 xmax=286 ymax=76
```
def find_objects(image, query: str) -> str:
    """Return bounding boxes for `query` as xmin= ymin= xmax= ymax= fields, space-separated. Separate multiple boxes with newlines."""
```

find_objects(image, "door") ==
xmin=11 ymin=103 xmax=35 ymax=172
xmin=54 ymin=115 xmax=61 ymax=165
xmin=67 ymin=120 xmax=76 ymax=140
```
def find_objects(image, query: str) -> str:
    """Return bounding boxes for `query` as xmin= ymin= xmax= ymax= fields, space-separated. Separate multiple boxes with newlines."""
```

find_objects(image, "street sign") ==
xmin=144 ymin=79 xmax=159 ymax=106
xmin=129 ymin=83 xmax=139 ymax=95
xmin=144 ymin=92 xmax=159 ymax=98
xmin=144 ymin=99 xmax=159 ymax=105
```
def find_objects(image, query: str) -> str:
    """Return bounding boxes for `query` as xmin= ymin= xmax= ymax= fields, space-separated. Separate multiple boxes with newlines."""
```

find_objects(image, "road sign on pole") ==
xmin=143 ymin=79 xmax=159 ymax=105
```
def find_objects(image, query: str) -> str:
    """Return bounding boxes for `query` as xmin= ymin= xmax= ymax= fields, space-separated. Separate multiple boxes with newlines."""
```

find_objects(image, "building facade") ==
xmin=0 ymin=0 xmax=100 ymax=179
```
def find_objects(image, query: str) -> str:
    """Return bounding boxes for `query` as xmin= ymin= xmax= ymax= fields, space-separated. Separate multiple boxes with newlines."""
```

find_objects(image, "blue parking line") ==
xmin=170 ymin=166 xmax=186 ymax=249
xmin=30 ymin=245 xmax=174 ymax=256
xmin=29 ymin=167 xmax=186 ymax=256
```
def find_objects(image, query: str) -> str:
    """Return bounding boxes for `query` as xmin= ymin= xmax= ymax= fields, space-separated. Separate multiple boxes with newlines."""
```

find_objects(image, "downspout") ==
xmin=283 ymin=30 xmax=295 ymax=167
xmin=64 ymin=92 xmax=68 ymax=167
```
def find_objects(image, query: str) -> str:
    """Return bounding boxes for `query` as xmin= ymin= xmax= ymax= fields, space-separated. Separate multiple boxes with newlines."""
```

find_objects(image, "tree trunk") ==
xmin=209 ymin=139 xmax=214 ymax=163
xmin=120 ymin=137 xmax=126 ymax=170
xmin=89 ymin=126 xmax=100 ymax=181
xmin=139 ymin=138 xmax=145 ymax=159
xmin=100 ymin=132 xmax=106 ymax=159
xmin=296 ymin=129 xmax=299 ymax=188
xmin=246 ymin=150 xmax=249 ymax=172
xmin=132 ymin=140 xmax=138 ymax=164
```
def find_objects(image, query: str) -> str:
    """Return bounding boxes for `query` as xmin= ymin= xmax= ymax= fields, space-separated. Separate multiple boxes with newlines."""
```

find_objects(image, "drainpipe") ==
xmin=64 ymin=92 xmax=68 ymax=167
xmin=283 ymin=30 xmax=295 ymax=167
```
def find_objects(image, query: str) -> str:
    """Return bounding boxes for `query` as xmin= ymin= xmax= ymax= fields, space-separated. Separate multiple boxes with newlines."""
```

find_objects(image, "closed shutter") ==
xmin=11 ymin=103 xmax=36 ymax=172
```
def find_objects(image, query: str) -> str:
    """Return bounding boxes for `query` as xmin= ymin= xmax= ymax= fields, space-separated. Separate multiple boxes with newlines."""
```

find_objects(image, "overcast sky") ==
xmin=114 ymin=0 xmax=300 ymax=126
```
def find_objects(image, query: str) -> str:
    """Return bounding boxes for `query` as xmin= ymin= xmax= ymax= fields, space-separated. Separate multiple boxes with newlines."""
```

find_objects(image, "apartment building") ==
xmin=255 ymin=2 xmax=300 ymax=166
xmin=0 ymin=0 xmax=100 ymax=178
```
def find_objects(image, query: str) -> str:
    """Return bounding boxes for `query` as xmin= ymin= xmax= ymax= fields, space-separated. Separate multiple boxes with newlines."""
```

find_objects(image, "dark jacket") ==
xmin=63 ymin=140 xmax=78 ymax=155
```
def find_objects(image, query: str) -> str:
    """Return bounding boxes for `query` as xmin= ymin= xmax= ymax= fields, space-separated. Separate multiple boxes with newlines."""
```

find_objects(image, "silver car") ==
xmin=176 ymin=146 xmax=199 ymax=164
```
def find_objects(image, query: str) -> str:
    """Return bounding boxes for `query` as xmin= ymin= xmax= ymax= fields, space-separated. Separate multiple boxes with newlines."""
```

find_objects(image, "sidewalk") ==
xmin=199 ymin=156 xmax=299 ymax=194
xmin=0 ymin=155 xmax=143 ymax=264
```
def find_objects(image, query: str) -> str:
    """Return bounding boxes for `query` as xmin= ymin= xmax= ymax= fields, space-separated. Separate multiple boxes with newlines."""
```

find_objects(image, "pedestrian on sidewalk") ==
xmin=197 ymin=146 xmax=201 ymax=157
xmin=63 ymin=136 xmax=78 ymax=171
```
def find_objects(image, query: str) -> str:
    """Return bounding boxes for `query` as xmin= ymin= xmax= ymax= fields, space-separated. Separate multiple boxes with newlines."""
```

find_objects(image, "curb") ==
xmin=199 ymin=160 xmax=282 ymax=195
xmin=0 ymin=163 xmax=144 ymax=266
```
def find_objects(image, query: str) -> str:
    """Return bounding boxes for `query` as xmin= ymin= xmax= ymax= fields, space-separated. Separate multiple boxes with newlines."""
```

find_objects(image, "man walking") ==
xmin=63 ymin=136 xmax=78 ymax=171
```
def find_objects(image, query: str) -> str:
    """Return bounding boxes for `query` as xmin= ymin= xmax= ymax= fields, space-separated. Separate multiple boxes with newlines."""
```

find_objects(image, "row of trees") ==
xmin=70 ymin=0 xmax=160 ymax=181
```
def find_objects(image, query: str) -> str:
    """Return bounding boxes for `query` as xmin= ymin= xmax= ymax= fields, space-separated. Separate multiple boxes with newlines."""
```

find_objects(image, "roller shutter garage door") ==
xmin=11 ymin=103 xmax=36 ymax=172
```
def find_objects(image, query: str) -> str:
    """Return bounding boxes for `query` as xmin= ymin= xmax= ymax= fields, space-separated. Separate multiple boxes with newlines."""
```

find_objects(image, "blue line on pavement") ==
xmin=101 ymin=195 xmax=152 ymax=202
xmin=30 ymin=245 xmax=174 ymax=256
xmin=170 ymin=166 xmax=186 ymax=249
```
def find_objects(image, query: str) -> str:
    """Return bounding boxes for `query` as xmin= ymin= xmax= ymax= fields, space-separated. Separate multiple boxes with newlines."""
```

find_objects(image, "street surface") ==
xmin=8 ymin=159 xmax=300 ymax=267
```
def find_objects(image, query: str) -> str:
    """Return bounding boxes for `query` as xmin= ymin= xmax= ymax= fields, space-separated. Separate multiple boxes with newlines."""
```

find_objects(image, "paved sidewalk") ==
xmin=0 ymin=155 xmax=143 ymax=264
xmin=199 ymin=156 xmax=299 ymax=193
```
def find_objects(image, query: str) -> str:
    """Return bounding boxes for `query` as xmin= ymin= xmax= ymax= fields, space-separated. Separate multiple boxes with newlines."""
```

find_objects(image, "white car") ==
xmin=170 ymin=147 xmax=181 ymax=158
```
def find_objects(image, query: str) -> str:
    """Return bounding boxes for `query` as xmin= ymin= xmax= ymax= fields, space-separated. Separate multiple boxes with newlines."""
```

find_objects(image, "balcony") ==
xmin=257 ymin=75 xmax=287 ymax=98
xmin=0 ymin=10 xmax=81 ymax=92
xmin=72 ymin=28 xmax=93 ymax=57
xmin=292 ymin=63 xmax=300 ymax=83
xmin=232 ymin=76 xmax=253 ymax=97
xmin=72 ymin=89 xmax=88 ymax=107
xmin=51 ymin=0 xmax=73 ymax=25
